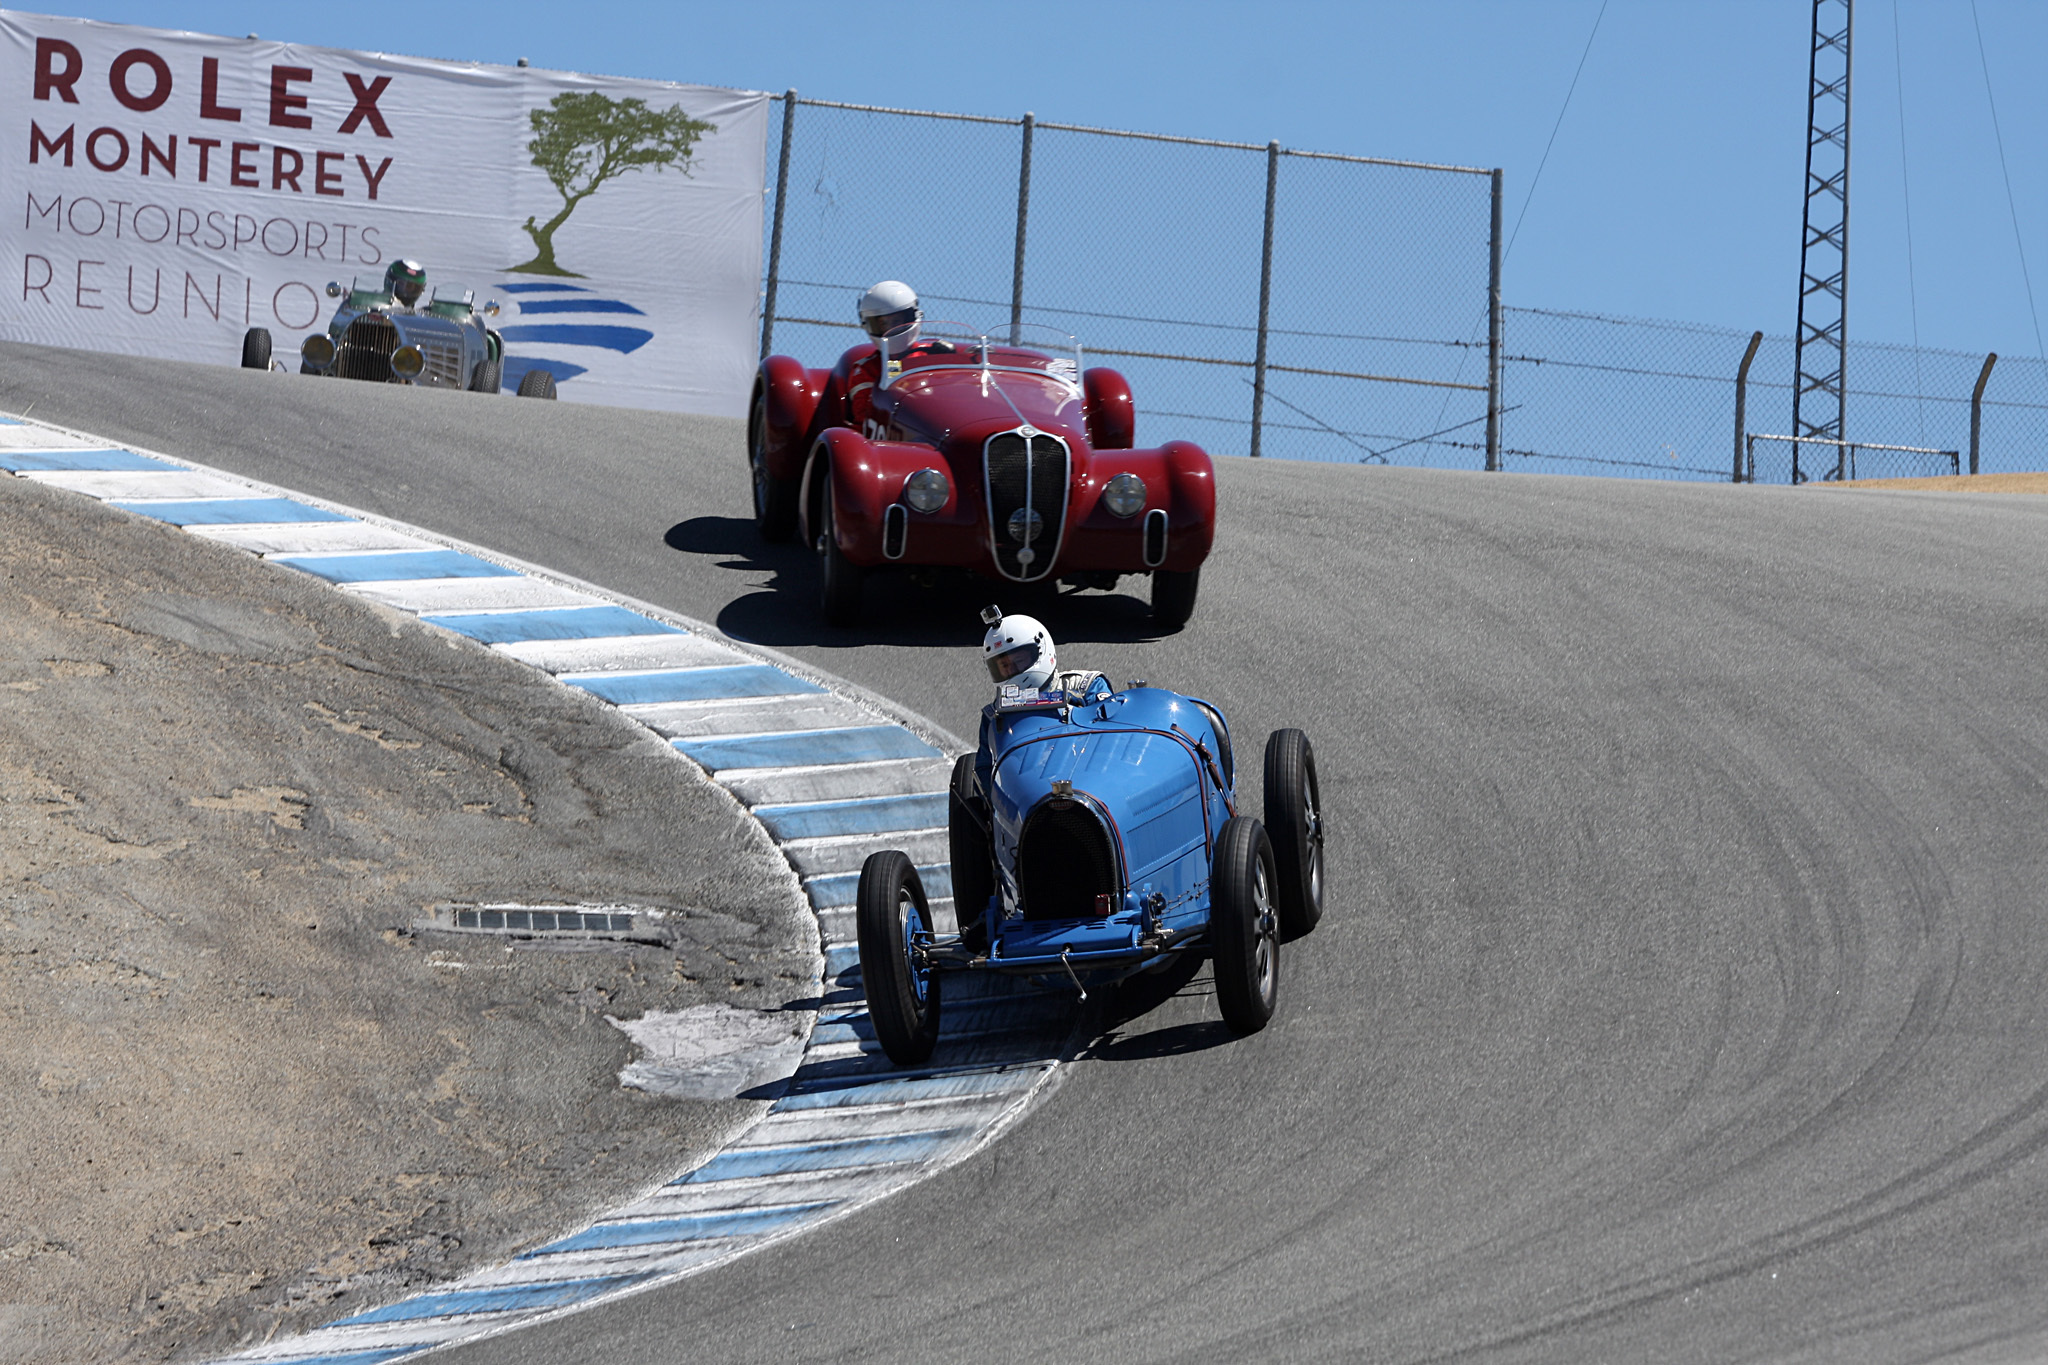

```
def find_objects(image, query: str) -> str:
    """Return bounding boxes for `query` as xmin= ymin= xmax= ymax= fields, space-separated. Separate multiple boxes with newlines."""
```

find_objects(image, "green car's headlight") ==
xmin=1102 ymin=471 xmax=1148 ymax=518
xmin=390 ymin=345 xmax=425 ymax=379
xmin=300 ymin=334 xmax=335 ymax=369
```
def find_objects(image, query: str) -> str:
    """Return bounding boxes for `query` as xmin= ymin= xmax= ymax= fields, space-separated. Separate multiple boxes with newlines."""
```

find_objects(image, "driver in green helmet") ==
xmin=383 ymin=258 xmax=427 ymax=312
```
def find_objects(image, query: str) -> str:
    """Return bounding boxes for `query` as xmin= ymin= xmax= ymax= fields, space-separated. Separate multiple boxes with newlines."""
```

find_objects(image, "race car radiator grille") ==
xmin=1017 ymin=801 xmax=1118 ymax=921
xmin=421 ymin=341 xmax=464 ymax=388
xmin=984 ymin=429 xmax=1070 ymax=582
xmin=335 ymin=317 xmax=398 ymax=382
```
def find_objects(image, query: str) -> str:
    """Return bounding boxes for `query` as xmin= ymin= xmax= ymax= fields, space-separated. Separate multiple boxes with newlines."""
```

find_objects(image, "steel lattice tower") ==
xmin=1792 ymin=0 xmax=1853 ymax=482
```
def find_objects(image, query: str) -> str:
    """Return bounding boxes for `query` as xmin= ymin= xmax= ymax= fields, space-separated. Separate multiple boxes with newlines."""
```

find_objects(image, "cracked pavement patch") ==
xmin=0 ymin=474 xmax=812 ymax=1364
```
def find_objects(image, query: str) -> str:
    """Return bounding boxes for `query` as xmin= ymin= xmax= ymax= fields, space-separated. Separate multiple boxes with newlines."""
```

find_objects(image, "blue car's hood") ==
xmin=987 ymin=687 xmax=1229 ymax=887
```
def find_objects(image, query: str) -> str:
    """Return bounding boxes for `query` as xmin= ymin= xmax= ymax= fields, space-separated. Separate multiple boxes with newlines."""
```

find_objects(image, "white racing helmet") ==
xmin=858 ymin=279 xmax=921 ymax=350
xmin=981 ymin=605 xmax=1056 ymax=690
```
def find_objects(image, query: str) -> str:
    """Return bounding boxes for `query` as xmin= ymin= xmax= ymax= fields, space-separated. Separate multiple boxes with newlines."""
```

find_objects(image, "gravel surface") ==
xmin=0 ymin=472 xmax=810 ymax=1364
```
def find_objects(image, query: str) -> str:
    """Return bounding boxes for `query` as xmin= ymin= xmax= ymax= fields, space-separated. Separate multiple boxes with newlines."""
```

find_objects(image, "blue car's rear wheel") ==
xmin=948 ymin=754 xmax=994 ymax=956
xmin=1211 ymin=816 xmax=1279 ymax=1034
xmin=1263 ymin=729 xmax=1324 ymax=939
xmin=856 ymin=849 xmax=941 ymax=1065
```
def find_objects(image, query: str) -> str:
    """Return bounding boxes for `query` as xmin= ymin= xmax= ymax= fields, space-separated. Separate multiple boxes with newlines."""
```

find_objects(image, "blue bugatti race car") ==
xmin=856 ymin=629 xmax=1325 ymax=1066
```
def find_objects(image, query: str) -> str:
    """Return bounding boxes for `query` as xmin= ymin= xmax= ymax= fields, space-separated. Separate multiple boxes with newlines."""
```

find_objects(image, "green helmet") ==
xmin=384 ymin=258 xmax=426 ymax=307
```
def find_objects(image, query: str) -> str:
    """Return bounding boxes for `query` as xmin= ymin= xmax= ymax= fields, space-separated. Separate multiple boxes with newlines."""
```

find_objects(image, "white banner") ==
xmin=0 ymin=10 xmax=767 ymax=415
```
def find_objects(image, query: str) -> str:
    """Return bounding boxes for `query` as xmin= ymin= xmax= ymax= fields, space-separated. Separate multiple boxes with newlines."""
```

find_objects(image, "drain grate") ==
xmin=420 ymin=902 xmax=672 ymax=944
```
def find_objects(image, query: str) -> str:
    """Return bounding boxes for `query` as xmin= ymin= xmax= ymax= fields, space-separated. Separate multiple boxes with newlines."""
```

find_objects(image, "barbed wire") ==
xmin=760 ymin=101 xmax=2046 ymax=482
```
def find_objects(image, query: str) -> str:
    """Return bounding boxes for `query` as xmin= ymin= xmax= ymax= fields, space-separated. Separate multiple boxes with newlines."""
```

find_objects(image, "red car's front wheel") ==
xmin=818 ymin=492 xmax=865 ymax=625
xmin=1152 ymin=568 xmax=1200 ymax=629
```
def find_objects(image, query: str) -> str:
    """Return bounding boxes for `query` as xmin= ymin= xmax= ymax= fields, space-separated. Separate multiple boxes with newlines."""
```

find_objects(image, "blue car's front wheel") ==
xmin=856 ymin=849 xmax=941 ymax=1065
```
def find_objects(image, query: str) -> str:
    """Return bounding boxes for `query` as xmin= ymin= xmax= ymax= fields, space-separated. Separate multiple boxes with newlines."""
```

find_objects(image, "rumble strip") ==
xmin=0 ymin=413 xmax=1075 ymax=1364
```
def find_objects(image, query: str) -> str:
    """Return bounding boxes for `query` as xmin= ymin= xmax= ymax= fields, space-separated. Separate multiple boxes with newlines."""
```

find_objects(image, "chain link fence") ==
xmin=1499 ymin=307 xmax=2048 ymax=483
xmin=756 ymin=94 xmax=2047 ymax=484
xmin=758 ymin=95 xmax=1502 ymax=469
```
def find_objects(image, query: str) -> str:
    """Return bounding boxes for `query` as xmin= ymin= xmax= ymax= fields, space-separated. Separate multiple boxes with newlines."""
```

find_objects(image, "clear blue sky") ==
xmin=34 ymin=1 xmax=2048 ymax=362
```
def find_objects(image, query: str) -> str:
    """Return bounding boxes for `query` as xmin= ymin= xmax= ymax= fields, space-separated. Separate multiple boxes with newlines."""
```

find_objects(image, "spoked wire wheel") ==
xmin=856 ymin=850 xmax=941 ymax=1065
xmin=1212 ymin=816 xmax=1279 ymax=1033
xmin=1264 ymin=729 xmax=1324 ymax=939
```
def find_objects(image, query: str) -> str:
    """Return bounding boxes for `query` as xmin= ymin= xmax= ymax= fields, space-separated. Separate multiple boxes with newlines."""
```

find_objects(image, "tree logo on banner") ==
xmin=513 ymin=92 xmax=716 ymax=276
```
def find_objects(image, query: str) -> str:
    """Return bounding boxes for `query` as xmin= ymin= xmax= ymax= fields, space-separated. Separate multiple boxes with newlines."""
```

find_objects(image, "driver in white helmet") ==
xmin=983 ymin=606 xmax=1110 ymax=705
xmin=813 ymin=280 xmax=955 ymax=437
xmin=858 ymin=279 xmax=921 ymax=351
xmin=974 ymin=604 xmax=1111 ymax=795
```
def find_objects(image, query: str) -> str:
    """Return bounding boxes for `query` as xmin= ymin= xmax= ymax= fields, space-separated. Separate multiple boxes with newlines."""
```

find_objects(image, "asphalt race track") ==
xmin=8 ymin=342 xmax=2048 ymax=1363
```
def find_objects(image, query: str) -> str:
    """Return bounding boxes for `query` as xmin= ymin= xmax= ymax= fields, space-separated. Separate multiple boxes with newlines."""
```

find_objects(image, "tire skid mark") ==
xmin=0 ymin=411 xmax=1075 ymax=1364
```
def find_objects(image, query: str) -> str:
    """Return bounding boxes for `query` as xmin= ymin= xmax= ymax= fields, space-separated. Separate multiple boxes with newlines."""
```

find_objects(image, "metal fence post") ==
xmin=1250 ymin=140 xmax=1279 ymax=459
xmin=1970 ymin=351 xmax=1997 ymax=475
xmin=1733 ymin=329 xmax=1764 ymax=482
xmin=1485 ymin=168 xmax=1503 ymax=472
xmin=760 ymin=89 xmax=796 ymax=360
xmin=1009 ymin=112 xmax=1034 ymax=346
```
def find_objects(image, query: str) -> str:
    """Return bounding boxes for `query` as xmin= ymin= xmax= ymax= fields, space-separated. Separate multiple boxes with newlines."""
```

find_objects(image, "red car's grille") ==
xmin=984 ymin=429 xmax=1069 ymax=582
xmin=1017 ymin=801 xmax=1118 ymax=921
xmin=335 ymin=316 xmax=398 ymax=382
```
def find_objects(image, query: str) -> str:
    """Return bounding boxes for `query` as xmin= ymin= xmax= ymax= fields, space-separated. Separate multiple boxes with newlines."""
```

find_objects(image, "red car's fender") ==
xmin=753 ymin=355 xmax=826 ymax=484
xmin=1159 ymin=439 xmax=1215 ymax=570
xmin=1083 ymin=367 xmax=1135 ymax=450
xmin=1062 ymin=441 xmax=1215 ymax=573
xmin=805 ymin=428 xmax=956 ymax=567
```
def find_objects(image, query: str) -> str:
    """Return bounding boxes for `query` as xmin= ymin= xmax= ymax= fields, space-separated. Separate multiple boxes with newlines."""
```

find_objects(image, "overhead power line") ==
xmin=1505 ymin=0 xmax=1611 ymax=264
xmin=1970 ymin=0 xmax=2046 ymax=362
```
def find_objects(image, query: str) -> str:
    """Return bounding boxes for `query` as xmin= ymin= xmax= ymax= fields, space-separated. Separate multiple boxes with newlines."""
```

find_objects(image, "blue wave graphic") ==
xmin=501 ymin=358 xmax=589 ymax=389
xmin=492 ymin=280 xmax=657 ymax=390
xmin=514 ymin=298 xmax=647 ymax=316
xmin=500 ymin=324 xmax=652 ymax=354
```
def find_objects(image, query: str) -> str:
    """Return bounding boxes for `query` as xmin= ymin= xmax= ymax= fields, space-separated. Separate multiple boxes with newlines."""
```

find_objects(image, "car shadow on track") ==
xmin=1074 ymin=956 xmax=1238 ymax=1062
xmin=665 ymin=515 xmax=1178 ymax=650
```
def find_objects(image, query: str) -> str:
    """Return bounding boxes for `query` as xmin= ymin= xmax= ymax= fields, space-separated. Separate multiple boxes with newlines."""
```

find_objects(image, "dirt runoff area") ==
xmin=0 ymin=473 xmax=814 ymax=1363
xmin=1829 ymin=470 xmax=2048 ymax=493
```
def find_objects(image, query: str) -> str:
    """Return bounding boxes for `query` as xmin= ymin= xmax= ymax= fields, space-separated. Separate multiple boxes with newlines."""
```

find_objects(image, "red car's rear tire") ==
xmin=749 ymin=386 xmax=799 ymax=541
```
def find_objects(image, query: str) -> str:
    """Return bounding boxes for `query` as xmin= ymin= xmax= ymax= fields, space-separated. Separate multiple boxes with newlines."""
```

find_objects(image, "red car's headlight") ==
xmin=904 ymin=467 xmax=949 ymax=513
xmin=1102 ymin=472 xmax=1147 ymax=518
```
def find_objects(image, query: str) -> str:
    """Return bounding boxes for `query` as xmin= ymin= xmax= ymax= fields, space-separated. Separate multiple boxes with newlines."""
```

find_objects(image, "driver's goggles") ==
xmin=987 ymin=643 xmax=1042 ymax=683
xmin=862 ymin=307 xmax=918 ymax=339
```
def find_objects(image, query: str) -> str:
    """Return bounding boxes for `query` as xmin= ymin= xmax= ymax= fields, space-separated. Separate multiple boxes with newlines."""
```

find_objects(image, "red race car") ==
xmin=747 ymin=319 xmax=1216 ymax=627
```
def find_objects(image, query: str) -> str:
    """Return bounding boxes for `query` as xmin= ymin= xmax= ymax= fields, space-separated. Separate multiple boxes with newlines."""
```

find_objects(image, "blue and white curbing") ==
xmin=0 ymin=414 xmax=1076 ymax=1364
